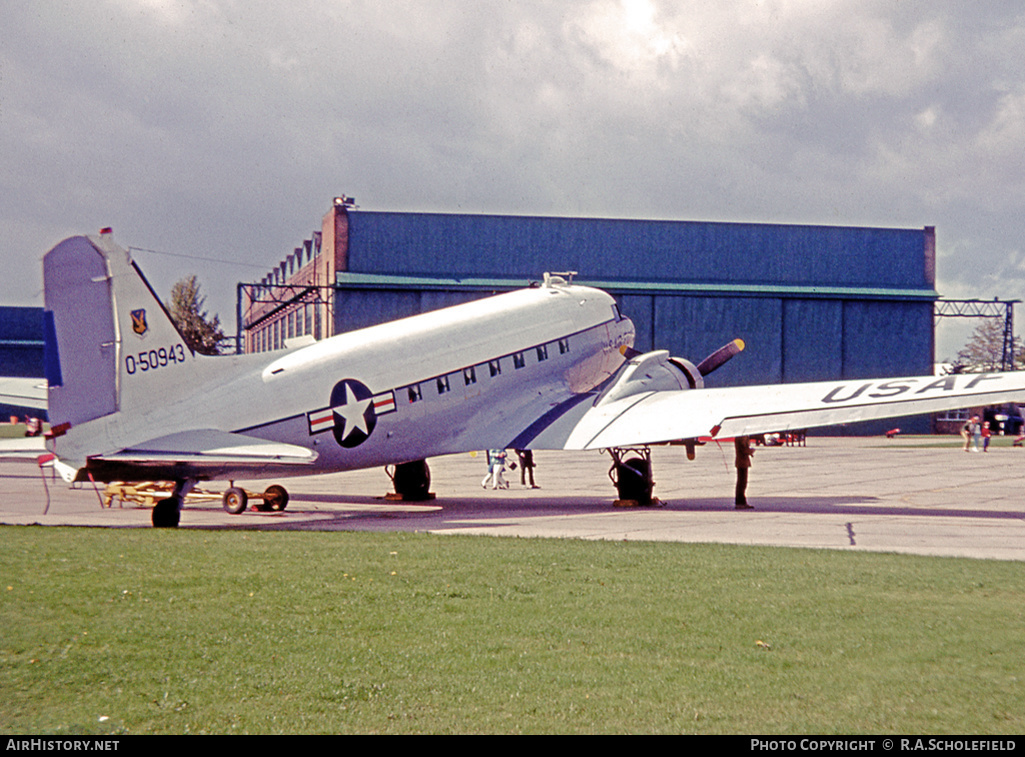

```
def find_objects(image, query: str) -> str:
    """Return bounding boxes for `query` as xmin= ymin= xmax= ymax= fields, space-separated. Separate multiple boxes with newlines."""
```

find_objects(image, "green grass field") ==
xmin=2 ymin=527 xmax=1023 ymax=734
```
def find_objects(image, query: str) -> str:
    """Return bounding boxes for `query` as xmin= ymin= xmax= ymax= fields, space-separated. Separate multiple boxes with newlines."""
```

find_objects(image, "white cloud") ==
xmin=3 ymin=0 xmax=1025 ymax=328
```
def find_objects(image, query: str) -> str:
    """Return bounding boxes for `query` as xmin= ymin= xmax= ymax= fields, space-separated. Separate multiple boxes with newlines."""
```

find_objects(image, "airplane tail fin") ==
xmin=44 ymin=232 xmax=201 ymax=431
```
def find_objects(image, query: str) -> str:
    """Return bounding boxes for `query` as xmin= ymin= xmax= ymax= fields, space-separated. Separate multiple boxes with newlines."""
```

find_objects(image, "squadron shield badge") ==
xmin=130 ymin=309 xmax=148 ymax=337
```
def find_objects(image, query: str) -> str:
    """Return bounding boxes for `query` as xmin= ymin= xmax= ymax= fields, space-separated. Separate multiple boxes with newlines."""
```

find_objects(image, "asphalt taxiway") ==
xmin=2 ymin=437 xmax=1024 ymax=561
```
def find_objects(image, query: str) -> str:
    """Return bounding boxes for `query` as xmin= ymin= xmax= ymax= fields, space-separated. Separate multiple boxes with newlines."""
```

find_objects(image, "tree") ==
xmin=953 ymin=319 xmax=1023 ymax=372
xmin=169 ymin=275 xmax=225 ymax=355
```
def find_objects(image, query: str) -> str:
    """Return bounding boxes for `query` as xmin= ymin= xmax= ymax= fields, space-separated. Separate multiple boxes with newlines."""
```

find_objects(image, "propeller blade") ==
xmin=696 ymin=338 xmax=745 ymax=376
xmin=619 ymin=345 xmax=644 ymax=360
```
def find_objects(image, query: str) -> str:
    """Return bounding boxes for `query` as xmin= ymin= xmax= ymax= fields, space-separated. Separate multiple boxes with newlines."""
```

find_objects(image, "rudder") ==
xmin=44 ymin=236 xmax=118 ymax=427
xmin=43 ymin=232 xmax=201 ymax=431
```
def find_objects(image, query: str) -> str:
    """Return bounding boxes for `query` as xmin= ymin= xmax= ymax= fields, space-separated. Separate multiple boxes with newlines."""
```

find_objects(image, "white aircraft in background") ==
xmin=0 ymin=378 xmax=47 ymax=411
xmin=27 ymin=231 xmax=1025 ymax=527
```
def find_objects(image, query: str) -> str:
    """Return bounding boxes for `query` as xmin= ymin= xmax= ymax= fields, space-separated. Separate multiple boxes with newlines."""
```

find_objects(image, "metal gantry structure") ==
xmin=934 ymin=298 xmax=1020 ymax=371
xmin=235 ymin=282 xmax=338 ymax=354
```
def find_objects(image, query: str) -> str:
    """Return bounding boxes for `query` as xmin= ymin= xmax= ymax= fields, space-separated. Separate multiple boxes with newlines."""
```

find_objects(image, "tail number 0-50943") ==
xmin=125 ymin=344 xmax=187 ymax=375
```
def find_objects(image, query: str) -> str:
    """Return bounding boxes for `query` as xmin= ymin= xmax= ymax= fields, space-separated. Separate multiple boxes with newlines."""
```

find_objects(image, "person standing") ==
xmin=515 ymin=449 xmax=538 ymax=488
xmin=481 ymin=449 xmax=509 ymax=490
xmin=734 ymin=436 xmax=754 ymax=510
xmin=970 ymin=415 xmax=982 ymax=452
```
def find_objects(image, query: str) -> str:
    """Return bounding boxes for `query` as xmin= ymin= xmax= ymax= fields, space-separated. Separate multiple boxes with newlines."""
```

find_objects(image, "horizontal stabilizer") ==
xmin=97 ymin=429 xmax=318 ymax=466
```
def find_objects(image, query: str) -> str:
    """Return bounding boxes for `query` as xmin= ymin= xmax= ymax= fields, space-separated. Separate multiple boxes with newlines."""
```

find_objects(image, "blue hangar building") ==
xmin=244 ymin=200 xmax=937 ymax=433
xmin=0 ymin=306 xmax=46 ymax=418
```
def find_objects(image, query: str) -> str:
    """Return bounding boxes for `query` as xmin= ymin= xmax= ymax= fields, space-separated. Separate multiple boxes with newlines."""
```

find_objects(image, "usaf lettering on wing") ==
xmin=821 ymin=374 xmax=1005 ymax=404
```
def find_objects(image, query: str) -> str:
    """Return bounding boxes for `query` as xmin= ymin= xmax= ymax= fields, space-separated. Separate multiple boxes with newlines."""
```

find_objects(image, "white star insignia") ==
xmin=333 ymin=383 xmax=372 ymax=440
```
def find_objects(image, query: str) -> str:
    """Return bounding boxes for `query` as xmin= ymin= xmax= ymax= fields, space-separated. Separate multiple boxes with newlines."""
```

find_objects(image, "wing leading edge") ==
xmin=557 ymin=370 xmax=1025 ymax=450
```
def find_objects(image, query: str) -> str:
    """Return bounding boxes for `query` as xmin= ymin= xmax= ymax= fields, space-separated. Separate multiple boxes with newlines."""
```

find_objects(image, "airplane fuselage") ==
xmin=242 ymin=282 xmax=635 ymax=471
xmin=54 ymin=277 xmax=635 ymax=482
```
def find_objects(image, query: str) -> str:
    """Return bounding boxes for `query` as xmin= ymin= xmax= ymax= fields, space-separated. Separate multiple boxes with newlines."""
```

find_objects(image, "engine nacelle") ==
xmin=596 ymin=338 xmax=744 ymax=407
xmin=596 ymin=350 xmax=699 ymax=407
xmin=668 ymin=356 xmax=704 ymax=390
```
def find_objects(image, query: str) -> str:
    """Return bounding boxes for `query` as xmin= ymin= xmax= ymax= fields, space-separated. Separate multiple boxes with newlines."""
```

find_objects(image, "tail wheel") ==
xmin=264 ymin=484 xmax=289 ymax=511
xmin=222 ymin=487 xmax=248 ymax=514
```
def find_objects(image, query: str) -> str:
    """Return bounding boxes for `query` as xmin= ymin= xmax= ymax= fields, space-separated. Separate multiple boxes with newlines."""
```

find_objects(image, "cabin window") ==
xmin=558 ymin=338 xmax=570 ymax=354
xmin=489 ymin=359 xmax=501 ymax=377
xmin=407 ymin=384 xmax=422 ymax=403
xmin=464 ymin=366 xmax=477 ymax=386
xmin=437 ymin=375 xmax=450 ymax=394
xmin=536 ymin=344 xmax=548 ymax=362
xmin=513 ymin=352 xmax=526 ymax=369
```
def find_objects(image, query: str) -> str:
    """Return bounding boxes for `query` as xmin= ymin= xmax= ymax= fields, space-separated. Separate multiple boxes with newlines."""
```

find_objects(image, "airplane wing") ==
xmin=0 ymin=436 xmax=48 ymax=461
xmin=526 ymin=352 xmax=1025 ymax=449
xmin=0 ymin=378 xmax=48 ymax=411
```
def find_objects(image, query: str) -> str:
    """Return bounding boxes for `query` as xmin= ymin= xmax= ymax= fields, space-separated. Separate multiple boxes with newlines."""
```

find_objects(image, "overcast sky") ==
xmin=3 ymin=0 xmax=1024 ymax=360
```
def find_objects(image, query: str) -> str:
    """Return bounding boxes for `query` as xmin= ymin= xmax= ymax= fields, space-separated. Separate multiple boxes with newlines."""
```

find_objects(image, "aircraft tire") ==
xmin=393 ymin=460 xmax=431 ymax=500
xmin=615 ymin=457 xmax=652 ymax=505
xmin=264 ymin=484 xmax=289 ymax=511
xmin=152 ymin=498 xmax=180 ymax=528
xmin=223 ymin=487 xmax=248 ymax=514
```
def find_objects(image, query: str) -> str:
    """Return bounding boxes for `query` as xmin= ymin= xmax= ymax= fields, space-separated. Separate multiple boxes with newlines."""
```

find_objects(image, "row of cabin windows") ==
xmin=405 ymin=337 xmax=571 ymax=403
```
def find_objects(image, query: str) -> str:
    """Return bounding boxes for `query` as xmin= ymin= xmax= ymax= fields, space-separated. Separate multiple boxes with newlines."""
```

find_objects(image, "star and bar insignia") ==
xmin=307 ymin=379 xmax=395 ymax=448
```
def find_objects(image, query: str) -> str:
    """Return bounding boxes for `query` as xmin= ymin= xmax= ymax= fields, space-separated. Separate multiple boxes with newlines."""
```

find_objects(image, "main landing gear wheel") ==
xmin=222 ymin=486 xmax=248 ymax=514
xmin=263 ymin=484 xmax=289 ymax=511
xmin=152 ymin=497 xmax=181 ymax=528
xmin=608 ymin=448 xmax=656 ymax=506
xmin=390 ymin=459 xmax=432 ymax=501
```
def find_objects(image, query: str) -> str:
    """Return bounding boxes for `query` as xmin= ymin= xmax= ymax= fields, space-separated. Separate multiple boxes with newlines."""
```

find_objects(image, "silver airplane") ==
xmin=23 ymin=231 xmax=1025 ymax=526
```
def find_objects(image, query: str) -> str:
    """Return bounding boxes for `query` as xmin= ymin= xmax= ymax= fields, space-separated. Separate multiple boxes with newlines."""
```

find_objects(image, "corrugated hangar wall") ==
xmin=346 ymin=212 xmax=930 ymax=288
xmin=0 ymin=306 xmax=45 ymax=418
xmin=333 ymin=212 xmax=936 ymax=416
xmin=0 ymin=307 xmax=44 ymax=378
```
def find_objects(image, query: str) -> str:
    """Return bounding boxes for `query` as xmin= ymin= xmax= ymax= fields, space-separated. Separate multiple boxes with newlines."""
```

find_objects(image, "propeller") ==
xmin=620 ymin=338 xmax=746 ymax=377
xmin=696 ymin=338 xmax=745 ymax=377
